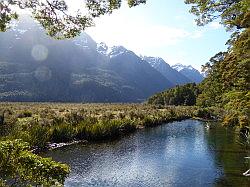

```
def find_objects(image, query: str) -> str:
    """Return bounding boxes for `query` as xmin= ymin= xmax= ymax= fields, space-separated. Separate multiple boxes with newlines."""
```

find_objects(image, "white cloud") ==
xmin=190 ymin=30 xmax=204 ymax=39
xmin=164 ymin=51 xmax=188 ymax=66
xmin=208 ymin=22 xmax=222 ymax=30
xmin=86 ymin=14 xmax=192 ymax=55
xmin=90 ymin=24 xmax=189 ymax=48
xmin=65 ymin=0 xmax=88 ymax=14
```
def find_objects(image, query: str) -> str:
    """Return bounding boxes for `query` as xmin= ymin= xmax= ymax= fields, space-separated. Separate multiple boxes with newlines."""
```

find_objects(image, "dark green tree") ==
xmin=185 ymin=0 xmax=250 ymax=31
xmin=148 ymin=83 xmax=200 ymax=106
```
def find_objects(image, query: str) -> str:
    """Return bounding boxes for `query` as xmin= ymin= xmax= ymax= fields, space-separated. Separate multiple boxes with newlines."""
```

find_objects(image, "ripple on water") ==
xmin=45 ymin=120 xmax=249 ymax=187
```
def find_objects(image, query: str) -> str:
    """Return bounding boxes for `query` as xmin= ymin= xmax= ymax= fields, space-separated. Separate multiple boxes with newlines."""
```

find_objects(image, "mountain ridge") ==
xmin=172 ymin=63 xmax=204 ymax=83
xmin=0 ymin=16 xmax=204 ymax=102
xmin=0 ymin=17 xmax=173 ymax=102
xmin=142 ymin=56 xmax=193 ymax=86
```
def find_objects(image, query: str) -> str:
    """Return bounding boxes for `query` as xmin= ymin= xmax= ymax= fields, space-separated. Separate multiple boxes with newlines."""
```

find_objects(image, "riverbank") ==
xmin=1 ymin=103 xmax=203 ymax=150
xmin=1 ymin=103 xmax=232 ymax=150
xmin=0 ymin=103 xmax=246 ymax=186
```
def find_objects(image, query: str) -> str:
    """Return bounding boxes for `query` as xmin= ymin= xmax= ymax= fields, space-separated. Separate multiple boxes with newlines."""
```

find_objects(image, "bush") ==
xmin=119 ymin=119 xmax=136 ymax=133
xmin=75 ymin=121 xmax=89 ymax=140
xmin=17 ymin=110 xmax=32 ymax=118
xmin=239 ymin=115 xmax=249 ymax=128
xmin=65 ymin=112 xmax=85 ymax=126
xmin=29 ymin=123 xmax=51 ymax=148
xmin=51 ymin=123 xmax=75 ymax=143
xmin=222 ymin=112 xmax=239 ymax=127
xmin=193 ymin=108 xmax=212 ymax=119
xmin=0 ymin=140 xmax=69 ymax=186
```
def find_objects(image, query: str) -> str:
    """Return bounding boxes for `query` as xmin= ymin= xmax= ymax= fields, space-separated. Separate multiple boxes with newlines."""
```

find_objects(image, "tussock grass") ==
xmin=0 ymin=103 xmax=201 ymax=149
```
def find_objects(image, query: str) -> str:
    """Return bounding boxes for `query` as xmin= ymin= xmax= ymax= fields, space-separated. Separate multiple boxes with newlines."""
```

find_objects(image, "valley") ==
xmin=0 ymin=17 xmax=204 ymax=103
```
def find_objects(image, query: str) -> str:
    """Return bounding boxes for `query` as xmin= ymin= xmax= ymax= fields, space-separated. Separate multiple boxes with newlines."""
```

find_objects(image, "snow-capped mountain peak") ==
xmin=74 ymin=37 xmax=89 ymax=49
xmin=108 ymin=46 xmax=128 ymax=58
xmin=172 ymin=63 xmax=198 ymax=73
xmin=171 ymin=63 xmax=196 ymax=72
xmin=172 ymin=63 xmax=204 ymax=83
xmin=96 ymin=43 xmax=129 ymax=58
xmin=97 ymin=42 xmax=109 ymax=55
xmin=142 ymin=56 xmax=193 ymax=86
xmin=141 ymin=56 xmax=167 ymax=67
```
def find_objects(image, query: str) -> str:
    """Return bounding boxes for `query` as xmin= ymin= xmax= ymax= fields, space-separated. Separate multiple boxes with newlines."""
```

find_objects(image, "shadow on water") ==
xmin=204 ymin=122 xmax=250 ymax=187
xmin=44 ymin=120 xmax=250 ymax=187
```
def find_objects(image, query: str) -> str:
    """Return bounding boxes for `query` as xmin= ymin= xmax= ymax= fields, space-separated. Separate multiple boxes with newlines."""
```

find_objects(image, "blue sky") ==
xmin=85 ymin=0 xmax=231 ymax=71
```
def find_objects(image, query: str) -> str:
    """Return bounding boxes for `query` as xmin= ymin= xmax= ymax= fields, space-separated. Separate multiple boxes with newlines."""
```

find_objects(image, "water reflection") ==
xmin=204 ymin=123 xmax=249 ymax=186
xmin=45 ymin=120 xmax=249 ymax=187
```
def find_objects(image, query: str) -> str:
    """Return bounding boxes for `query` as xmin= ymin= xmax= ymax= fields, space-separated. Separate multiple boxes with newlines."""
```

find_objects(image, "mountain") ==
xmin=201 ymin=71 xmax=207 ymax=78
xmin=0 ymin=16 xmax=173 ymax=102
xmin=171 ymin=63 xmax=204 ymax=83
xmin=142 ymin=56 xmax=192 ymax=86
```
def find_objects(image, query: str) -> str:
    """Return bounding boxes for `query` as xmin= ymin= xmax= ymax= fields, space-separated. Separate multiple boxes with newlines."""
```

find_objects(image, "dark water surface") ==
xmin=45 ymin=120 xmax=250 ymax=187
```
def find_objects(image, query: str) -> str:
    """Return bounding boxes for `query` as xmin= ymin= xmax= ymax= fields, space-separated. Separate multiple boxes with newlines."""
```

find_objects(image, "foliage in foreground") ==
xmin=0 ymin=0 xmax=146 ymax=38
xmin=185 ymin=0 xmax=250 ymax=130
xmin=0 ymin=139 xmax=69 ymax=186
xmin=197 ymin=28 xmax=250 ymax=129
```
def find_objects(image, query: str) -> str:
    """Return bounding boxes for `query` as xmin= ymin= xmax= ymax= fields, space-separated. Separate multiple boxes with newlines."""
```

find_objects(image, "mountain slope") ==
xmin=0 ymin=16 xmax=173 ymax=102
xmin=142 ymin=56 xmax=192 ymax=85
xmin=172 ymin=63 xmax=204 ymax=83
xmin=105 ymin=48 xmax=173 ymax=99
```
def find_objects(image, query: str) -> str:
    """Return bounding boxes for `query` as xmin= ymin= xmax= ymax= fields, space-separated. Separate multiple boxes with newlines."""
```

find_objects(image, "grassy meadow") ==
xmin=0 ymin=102 xmax=221 ymax=150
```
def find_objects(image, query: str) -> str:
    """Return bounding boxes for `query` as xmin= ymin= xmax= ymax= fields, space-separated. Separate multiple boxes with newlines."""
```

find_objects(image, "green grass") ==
xmin=0 ymin=103 xmax=200 ymax=149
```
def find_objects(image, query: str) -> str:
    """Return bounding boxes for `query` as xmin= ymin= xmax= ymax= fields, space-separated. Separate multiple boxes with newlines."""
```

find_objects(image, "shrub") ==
xmin=239 ymin=115 xmax=249 ymax=128
xmin=193 ymin=108 xmax=212 ymax=119
xmin=142 ymin=116 xmax=158 ymax=127
xmin=119 ymin=119 xmax=136 ymax=133
xmin=51 ymin=123 xmax=75 ymax=143
xmin=0 ymin=140 xmax=69 ymax=186
xmin=17 ymin=110 xmax=32 ymax=118
xmin=75 ymin=121 xmax=89 ymax=140
xmin=65 ymin=112 xmax=85 ymax=126
xmin=29 ymin=123 xmax=51 ymax=148
xmin=222 ymin=112 xmax=239 ymax=127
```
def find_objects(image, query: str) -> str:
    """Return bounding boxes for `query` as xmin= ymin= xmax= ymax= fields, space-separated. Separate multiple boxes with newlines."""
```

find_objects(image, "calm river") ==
xmin=45 ymin=120 xmax=250 ymax=187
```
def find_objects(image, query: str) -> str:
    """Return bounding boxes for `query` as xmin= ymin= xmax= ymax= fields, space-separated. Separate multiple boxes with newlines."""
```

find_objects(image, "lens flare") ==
xmin=34 ymin=66 xmax=52 ymax=82
xmin=31 ymin=44 xmax=48 ymax=61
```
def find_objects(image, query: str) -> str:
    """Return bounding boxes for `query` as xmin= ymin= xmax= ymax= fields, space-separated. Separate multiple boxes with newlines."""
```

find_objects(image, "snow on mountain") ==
xmin=141 ymin=56 xmax=165 ymax=68
xmin=97 ymin=42 xmax=108 ymax=55
xmin=73 ymin=33 xmax=97 ymax=51
xmin=172 ymin=63 xmax=196 ymax=72
xmin=74 ymin=37 xmax=90 ymax=49
xmin=172 ymin=64 xmax=204 ymax=83
xmin=172 ymin=63 xmax=198 ymax=73
xmin=142 ymin=56 xmax=192 ymax=86
xmin=108 ymin=46 xmax=129 ymax=58
xmin=97 ymin=43 xmax=130 ymax=58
